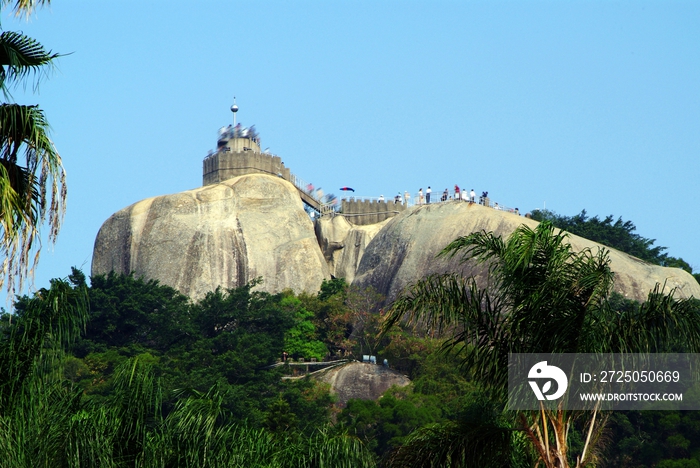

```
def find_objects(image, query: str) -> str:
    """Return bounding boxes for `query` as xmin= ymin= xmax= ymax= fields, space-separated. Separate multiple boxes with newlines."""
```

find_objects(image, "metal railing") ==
xmin=342 ymin=192 xmax=521 ymax=215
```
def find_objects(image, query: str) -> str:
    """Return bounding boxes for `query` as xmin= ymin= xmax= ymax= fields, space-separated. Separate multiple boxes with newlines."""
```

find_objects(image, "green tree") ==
xmin=78 ymin=271 xmax=192 ymax=354
xmin=382 ymin=222 xmax=700 ymax=467
xmin=318 ymin=277 xmax=347 ymax=301
xmin=389 ymin=395 xmax=533 ymax=468
xmin=338 ymin=386 xmax=445 ymax=458
xmin=0 ymin=0 xmax=65 ymax=297
xmin=301 ymin=279 xmax=354 ymax=358
xmin=281 ymin=294 xmax=328 ymax=361
xmin=345 ymin=284 xmax=385 ymax=357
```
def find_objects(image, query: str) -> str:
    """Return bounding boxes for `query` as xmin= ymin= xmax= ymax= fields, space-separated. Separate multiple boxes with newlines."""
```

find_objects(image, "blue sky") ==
xmin=6 ymin=0 xmax=700 ymax=298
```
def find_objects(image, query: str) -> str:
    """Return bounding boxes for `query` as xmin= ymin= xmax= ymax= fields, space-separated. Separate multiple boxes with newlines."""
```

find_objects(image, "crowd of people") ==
xmin=305 ymin=183 xmax=338 ymax=206
xmin=377 ymin=185 xmax=519 ymax=215
xmin=301 ymin=178 xmax=520 ymax=217
xmin=218 ymin=123 xmax=260 ymax=144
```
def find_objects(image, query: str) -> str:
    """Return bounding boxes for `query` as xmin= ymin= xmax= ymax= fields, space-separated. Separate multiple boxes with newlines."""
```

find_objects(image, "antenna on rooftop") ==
xmin=231 ymin=97 xmax=239 ymax=127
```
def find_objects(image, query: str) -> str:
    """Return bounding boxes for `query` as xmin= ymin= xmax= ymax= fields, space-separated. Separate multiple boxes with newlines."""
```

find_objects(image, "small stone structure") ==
xmin=202 ymin=122 xmax=406 ymax=225
xmin=202 ymin=126 xmax=323 ymax=210
xmin=339 ymin=198 xmax=407 ymax=226
xmin=203 ymin=126 xmax=291 ymax=186
xmin=203 ymin=150 xmax=291 ymax=185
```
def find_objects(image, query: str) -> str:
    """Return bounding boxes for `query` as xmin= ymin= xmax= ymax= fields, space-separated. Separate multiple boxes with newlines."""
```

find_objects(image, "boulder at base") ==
xmin=92 ymin=174 xmax=330 ymax=300
xmin=317 ymin=361 xmax=411 ymax=408
xmin=352 ymin=202 xmax=700 ymax=304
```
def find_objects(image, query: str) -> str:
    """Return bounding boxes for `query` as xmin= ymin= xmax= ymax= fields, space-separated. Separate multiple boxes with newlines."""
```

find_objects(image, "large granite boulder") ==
xmin=92 ymin=174 xmax=330 ymax=300
xmin=352 ymin=201 xmax=700 ymax=304
xmin=317 ymin=361 xmax=411 ymax=407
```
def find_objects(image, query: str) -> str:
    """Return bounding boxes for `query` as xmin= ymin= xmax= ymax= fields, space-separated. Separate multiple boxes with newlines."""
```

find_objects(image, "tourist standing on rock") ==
xmin=470 ymin=189 xmax=476 ymax=203
xmin=461 ymin=189 xmax=468 ymax=202
xmin=395 ymin=193 xmax=401 ymax=204
xmin=426 ymin=186 xmax=432 ymax=204
xmin=454 ymin=185 xmax=460 ymax=200
xmin=442 ymin=188 xmax=448 ymax=202
xmin=418 ymin=188 xmax=424 ymax=205
xmin=379 ymin=194 xmax=385 ymax=202
xmin=404 ymin=190 xmax=410 ymax=205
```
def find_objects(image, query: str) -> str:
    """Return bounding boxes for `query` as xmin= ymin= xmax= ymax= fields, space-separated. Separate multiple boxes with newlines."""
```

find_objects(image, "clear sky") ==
xmin=5 ymin=0 xmax=700 ymax=299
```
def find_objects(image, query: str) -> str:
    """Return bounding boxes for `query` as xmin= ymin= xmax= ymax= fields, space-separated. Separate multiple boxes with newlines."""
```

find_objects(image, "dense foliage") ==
xmin=1 ymin=210 xmax=698 ymax=466
xmin=382 ymin=221 xmax=700 ymax=467
xmin=0 ymin=272 xmax=376 ymax=466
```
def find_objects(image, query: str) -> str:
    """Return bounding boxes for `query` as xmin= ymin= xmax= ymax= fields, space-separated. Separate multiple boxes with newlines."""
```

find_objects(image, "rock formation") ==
xmin=317 ymin=361 xmax=411 ymax=407
xmin=314 ymin=215 xmax=388 ymax=283
xmin=92 ymin=174 xmax=699 ymax=305
xmin=352 ymin=201 xmax=700 ymax=304
xmin=92 ymin=174 xmax=330 ymax=300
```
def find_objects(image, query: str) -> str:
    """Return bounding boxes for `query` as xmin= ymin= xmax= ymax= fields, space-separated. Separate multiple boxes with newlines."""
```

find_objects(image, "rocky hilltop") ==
xmin=92 ymin=174 xmax=700 ymax=303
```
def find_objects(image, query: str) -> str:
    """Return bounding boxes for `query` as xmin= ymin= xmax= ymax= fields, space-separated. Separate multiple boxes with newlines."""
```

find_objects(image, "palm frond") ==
xmin=609 ymin=283 xmax=700 ymax=354
xmin=0 ymin=278 xmax=88 ymax=412
xmin=1 ymin=0 xmax=51 ymax=19
xmin=0 ymin=31 xmax=59 ymax=95
xmin=0 ymin=103 xmax=65 ymax=297
xmin=274 ymin=428 xmax=377 ymax=468
xmin=382 ymin=273 xmax=480 ymax=335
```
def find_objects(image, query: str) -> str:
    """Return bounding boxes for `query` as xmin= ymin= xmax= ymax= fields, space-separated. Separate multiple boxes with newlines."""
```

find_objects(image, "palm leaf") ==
xmin=389 ymin=397 xmax=531 ymax=468
xmin=0 ymin=278 xmax=88 ymax=412
xmin=1 ymin=0 xmax=52 ymax=19
xmin=0 ymin=31 xmax=59 ymax=95
xmin=0 ymin=103 xmax=65 ymax=297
